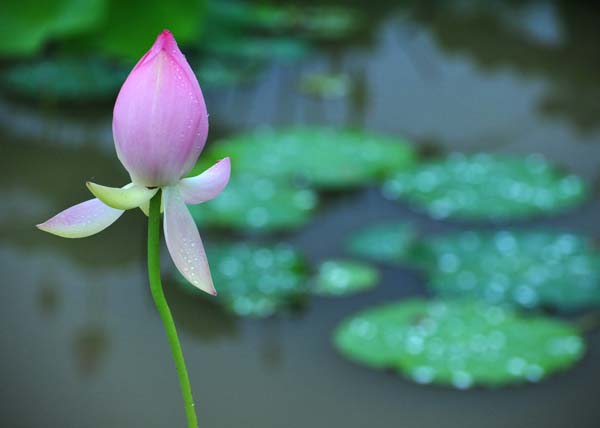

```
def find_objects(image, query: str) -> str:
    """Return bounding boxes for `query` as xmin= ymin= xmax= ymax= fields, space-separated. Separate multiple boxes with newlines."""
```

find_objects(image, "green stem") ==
xmin=148 ymin=190 xmax=198 ymax=428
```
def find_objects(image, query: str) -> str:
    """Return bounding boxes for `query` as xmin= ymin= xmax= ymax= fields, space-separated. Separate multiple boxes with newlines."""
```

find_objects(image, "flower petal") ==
xmin=179 ymin=158 xmax=231 ymax=205
xmin=163 ymin=186 xmax=216 ymax=295
xmin=37 ymin=199 xmax=124 ymax=238
xmin=86 ymin=182 xmax=157 ymax=210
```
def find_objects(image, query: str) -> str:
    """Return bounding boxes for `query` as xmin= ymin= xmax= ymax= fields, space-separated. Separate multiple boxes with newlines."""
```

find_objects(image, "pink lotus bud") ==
xmin=39 ymin=30 xmax=230 ymax=296
xmin=113 ymin=30 xmax=208 ymax=187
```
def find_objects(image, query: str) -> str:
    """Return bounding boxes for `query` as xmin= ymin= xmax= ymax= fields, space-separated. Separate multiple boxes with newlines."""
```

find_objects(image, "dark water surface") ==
xmin=2 ymin=2 xmax=600 ymax=427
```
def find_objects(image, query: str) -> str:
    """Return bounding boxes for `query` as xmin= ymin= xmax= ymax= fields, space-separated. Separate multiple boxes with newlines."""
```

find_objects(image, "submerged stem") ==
xmin=148 ymin=190 xmax=198 ymax=428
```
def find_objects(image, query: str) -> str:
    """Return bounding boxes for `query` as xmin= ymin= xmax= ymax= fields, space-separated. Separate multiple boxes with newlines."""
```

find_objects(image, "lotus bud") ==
xmin=112 ymin=30 xmax=208 ymax=187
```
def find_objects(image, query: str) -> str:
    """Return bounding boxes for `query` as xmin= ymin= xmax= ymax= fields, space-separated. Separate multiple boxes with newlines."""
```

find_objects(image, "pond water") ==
xmin=2 ymin=2 xmax=600 ymax=427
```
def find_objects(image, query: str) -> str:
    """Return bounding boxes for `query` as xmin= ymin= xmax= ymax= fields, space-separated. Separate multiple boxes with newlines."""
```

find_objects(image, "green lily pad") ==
xmin=0 ymin=56 xmax=128 ymax=102
xmin=206 ymin=127 xmax=417 ymax=189
xmin=312 ymin=260 xmax=379 ymax=297
xmin=203 ymin=35 xmax=310 ymax=62
xmin=346 ymin=222 xmax=418 ymax=264
xmin=383 ymin=153 xmax=588 ymax=221
xmin=177 ymin=242 xmax=307 ymax=318
xmin=334 ymin=299 xmax=584 ymax=388
xmin=298 ymin=72 xmax=352 ymax=99
xmin=297 ymin=7 xmax=361 ymax=40
xmin=193 ymin=59 xmax=262 ymax=89
xmin=417 ymin=231 xmax=600 ymax=310
xmin=207 ymin=2 xmax=361 ymax=40
xmin=207 ymin=2 xmax=292 ymax=32
xmin=188 ymin=173 xmax=318 ymax=232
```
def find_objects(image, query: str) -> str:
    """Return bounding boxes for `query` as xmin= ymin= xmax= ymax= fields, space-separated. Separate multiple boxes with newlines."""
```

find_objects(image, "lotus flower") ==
xmin=37 ymin=30 xmax=230 ymax=296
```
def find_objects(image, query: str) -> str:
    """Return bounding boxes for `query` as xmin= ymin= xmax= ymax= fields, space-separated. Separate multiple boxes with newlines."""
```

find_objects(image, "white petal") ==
xmin=179 ymin=158 xmax=231 ymax=205
xmin=86 ymin=182 xmax=158 ymax=210
xmin=163 ymin=186 xmax=216 ymax=295
xmin=37 ymin=199 xmax=124 ymax=238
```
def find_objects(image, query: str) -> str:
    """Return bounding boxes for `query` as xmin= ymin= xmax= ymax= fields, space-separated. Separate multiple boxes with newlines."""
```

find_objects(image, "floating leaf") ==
xmin=203 ymin=36 xmax=310 ymax=62
xmin=0 ymin=56 xmax=128 ymax=102
xmin=207 ymin=2 xmax=361 ymax=40
xmin=297 ymin=6 xmax=362 ymax=40
xmin=346 ymin=222 xmax=418 ymax=264
xmin=207 ymin=2 xmax=291 ymax=32
xmin=206 ymin=127 xmax=416 ymax=189
xmin=417 ymin=231 xmax=600 ymax=310
xmin=193 ymin=59 xmax=262 ymax=89
xmin=312 ymin=260 xmax=379 ymax=296
xmin=383 ymin=153 xmax=587 ymax=220
xmin=298 ymin=72 xmax=352 ymax=99
xmin=334 ymin=299 xmax=584 ymax=388
xmin=177 ymin=242 xmax=307 ymax=318
xmin=188 ymin=173 xmax=318 ymax=232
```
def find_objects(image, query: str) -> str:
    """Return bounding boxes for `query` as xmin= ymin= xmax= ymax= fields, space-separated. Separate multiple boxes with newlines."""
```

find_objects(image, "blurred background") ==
xmin=1 ymin=1 xmax=600 ymax=427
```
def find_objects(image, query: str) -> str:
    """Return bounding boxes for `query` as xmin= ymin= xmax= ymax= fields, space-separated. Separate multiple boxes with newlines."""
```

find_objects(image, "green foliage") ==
xmin=334 ymin=299 xmax=584 ymax=388
xmin=312 ymin=260 xmax=379 ymax=297
xmin=0 ymin=0 xmax=106 ymax=56
xmin=188 ymin=173 xmax=318 ymax=232
xmin=0 ymin=0 xmax=206 ymax=60
xmin=383 ymin=153 xmax=588 ymax=221
xmin=416 ymin=231 xmax=600 ymax=310
xmin=177 ymin=242 xmax=308 ymax=318
xmin=205 ymin=127 xmax=416 ymax=189
xmin=84 ymin=0 xmax=206 ymax=59
xmin=346 ymin=222 xmax=418 ymax=264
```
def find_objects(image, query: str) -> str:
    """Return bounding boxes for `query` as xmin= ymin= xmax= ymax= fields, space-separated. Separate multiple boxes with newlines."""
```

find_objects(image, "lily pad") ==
xmin=297 ymin=7 xmax=362 ymax=40
xmin=207 ymin=2 xmax=361 ymax=40
xmin=205 ymin=127 xmax=417 ymax=189
xmin=193 ymin=59 xmax=262 ymax=89
xmin=383 ymin=153 xmax=588 ymax=221
xmin=177 ymin=242 xmax=307 ymax=318
xmin=417 ymin=231 xmax=600 ymax=310
xmin=203 ymin=36 xmax=310 ymax=62
xmin=207 ymin=2 xmax=292 ymax=32
xmin=188 ymin=173 xmax=318 ymax=232
xmin=334 ymin=299 xmax=584 ymax=388
xmin=0 ymin=56 xmax=128 ymax=102
xmin=312 ymin=260 xmax=379 ymax=297
xmin=346 ymin=222 xmax=418 ymax=264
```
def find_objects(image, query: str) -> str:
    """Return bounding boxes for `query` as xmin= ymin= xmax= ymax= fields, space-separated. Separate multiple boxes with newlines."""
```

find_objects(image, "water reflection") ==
xmin=37 ymin=284 xmax=60 ymax=317
xmin=408 ymin=0 xmax=600 ymax=132
xmin=73 ymin=325 xmax=110 ymax=377
xmin=0 ymin=97 xmax=113 ymax=151
xmin=259 ymin=321 xmax=284 ymax=369
xmin=1 ymin=245 xmax=141 ymax=379
xmin=164 ymin=278 xmax=239 ymax=343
